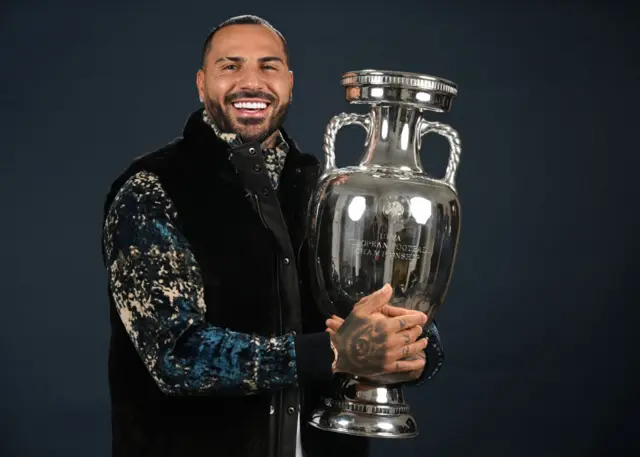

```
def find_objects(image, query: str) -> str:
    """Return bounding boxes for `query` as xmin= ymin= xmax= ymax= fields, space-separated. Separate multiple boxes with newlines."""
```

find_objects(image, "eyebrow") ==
xmin=215 ymin=56 xmax=285 ymax=64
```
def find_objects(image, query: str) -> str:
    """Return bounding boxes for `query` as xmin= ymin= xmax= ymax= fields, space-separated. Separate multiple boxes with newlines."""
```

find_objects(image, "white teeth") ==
xmin=233 ymin=101 xmax=268 ymax=110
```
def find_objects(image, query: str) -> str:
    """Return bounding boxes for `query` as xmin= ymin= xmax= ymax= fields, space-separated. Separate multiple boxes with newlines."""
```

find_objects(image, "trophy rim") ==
xmin=341 ymin=69 xmax=458 ymax=95
xmin=340 ymin=69 xmax=458 ymax=113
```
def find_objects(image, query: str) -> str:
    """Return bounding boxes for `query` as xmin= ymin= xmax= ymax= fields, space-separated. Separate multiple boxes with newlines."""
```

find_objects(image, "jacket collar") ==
xmin=181 ymin=108 xmax=303 ymax=165
xmin=201 ymin=108 xmax=289 ymax=152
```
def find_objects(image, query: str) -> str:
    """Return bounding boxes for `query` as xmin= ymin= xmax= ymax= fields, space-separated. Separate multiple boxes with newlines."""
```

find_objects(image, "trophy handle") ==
xmin=419 ymin=120 xmax=462 ymax=191
xmin=323 ymin=112 xmax=372 ymax=174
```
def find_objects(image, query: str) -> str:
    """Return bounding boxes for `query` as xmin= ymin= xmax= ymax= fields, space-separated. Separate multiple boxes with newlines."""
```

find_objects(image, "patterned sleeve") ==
xmin=102 ymin=170 xmax=298 ymax=396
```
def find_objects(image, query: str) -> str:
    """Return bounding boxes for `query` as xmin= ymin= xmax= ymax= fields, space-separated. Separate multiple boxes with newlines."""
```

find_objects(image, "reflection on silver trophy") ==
xmin=307 ymin=69 xmax=462 ymax=438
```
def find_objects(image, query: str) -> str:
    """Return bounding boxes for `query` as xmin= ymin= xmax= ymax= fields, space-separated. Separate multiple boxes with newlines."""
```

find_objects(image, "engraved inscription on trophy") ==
xmin=347 ymin=234 xmax=432 ymax=261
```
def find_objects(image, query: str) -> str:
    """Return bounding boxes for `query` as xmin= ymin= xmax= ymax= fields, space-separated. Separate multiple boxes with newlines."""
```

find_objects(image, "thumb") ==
xmin=358 ymin=284 xmax=392 ymax=315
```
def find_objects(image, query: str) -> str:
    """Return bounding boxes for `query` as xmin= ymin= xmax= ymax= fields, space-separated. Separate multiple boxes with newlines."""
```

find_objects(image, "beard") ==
xmin=204 ymin=91 xmax=290 ymax=144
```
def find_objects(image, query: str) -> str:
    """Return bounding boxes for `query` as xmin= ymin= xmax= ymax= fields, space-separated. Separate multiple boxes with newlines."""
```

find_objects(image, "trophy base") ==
xmin=307 ymin=375 xmax=418 ymax=439
xmin=308 ymin=406 xmax=418 ymax=439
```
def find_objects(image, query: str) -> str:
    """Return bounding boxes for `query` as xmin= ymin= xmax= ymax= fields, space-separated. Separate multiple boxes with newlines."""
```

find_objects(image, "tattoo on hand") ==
xmin=332 ymin=314 xmax=388 ymax=376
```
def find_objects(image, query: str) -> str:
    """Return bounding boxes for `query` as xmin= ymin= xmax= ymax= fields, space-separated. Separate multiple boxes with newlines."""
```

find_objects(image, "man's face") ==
xmin=197 ymin=24 xmax=293 ymax=145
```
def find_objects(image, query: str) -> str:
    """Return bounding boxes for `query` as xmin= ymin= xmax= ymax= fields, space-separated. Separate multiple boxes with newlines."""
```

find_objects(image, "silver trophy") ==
xmin=306 ymin=69 xmax=462 ymax=438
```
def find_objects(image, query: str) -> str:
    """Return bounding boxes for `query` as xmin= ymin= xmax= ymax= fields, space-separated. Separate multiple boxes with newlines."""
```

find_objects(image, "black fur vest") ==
xmin=101 ymin=109 xmax=370 ymax=457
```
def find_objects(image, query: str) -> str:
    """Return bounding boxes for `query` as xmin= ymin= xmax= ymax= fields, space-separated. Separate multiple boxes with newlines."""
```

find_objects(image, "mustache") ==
xmin=225 ymin=91 xmax=276 ymax=104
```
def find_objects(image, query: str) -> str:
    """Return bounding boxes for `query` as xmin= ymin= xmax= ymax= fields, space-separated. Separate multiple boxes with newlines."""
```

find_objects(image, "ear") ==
xmin=289 ymin=70 xmax=294 ymax=101
xmin=196 ymin=69 xmax=205 ymax=103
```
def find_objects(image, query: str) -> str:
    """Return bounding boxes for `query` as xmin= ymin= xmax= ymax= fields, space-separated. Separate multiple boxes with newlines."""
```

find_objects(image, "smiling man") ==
xmin=101 ymin=14 xmax=444 ymax=457
xmin=197 ymin=23 xmax=291 ymax=147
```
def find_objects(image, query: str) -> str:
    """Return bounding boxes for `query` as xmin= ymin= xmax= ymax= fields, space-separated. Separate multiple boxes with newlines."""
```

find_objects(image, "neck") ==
xmin=359 ymin=105 xmax=424 ymax=172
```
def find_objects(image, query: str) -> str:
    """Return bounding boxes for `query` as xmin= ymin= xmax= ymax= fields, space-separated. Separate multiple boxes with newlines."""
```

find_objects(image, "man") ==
xmin=101 ymin=14 xmax=445 ymax=457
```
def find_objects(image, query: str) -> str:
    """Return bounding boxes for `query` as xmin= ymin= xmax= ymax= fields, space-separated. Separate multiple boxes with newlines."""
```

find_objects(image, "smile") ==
xmin=231 ymin=100 xmax=271 ymax=116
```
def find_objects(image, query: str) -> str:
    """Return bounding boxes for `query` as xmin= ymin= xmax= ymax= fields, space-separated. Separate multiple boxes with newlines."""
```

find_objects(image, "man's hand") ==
xmin=327 ymin=284 xmax=428 ymax=378
xmin=326 ymin=296 xmax=428 ymax=383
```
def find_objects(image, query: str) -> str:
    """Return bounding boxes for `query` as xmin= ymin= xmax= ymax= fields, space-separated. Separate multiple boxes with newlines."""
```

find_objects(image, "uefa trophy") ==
xmin=306 ymin=70 xmax=462 ymax=438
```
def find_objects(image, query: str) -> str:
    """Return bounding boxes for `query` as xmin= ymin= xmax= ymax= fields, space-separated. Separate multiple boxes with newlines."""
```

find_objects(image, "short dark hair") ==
xmin=200 ymin=15 xmax=290 ymax=69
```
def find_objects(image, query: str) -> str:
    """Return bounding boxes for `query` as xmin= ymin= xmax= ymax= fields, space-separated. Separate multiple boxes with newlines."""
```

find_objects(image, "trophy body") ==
xmin=306 ymin=70 xmax=462 ymax=438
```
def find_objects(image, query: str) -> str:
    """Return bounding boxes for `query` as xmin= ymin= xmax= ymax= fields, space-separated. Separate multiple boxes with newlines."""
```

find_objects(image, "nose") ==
xmin=237 ymin=66 xmax=266 ymax=91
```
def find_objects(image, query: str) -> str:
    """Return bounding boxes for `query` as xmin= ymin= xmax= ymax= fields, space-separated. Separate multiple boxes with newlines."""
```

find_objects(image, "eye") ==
xmin=263 ymin=64 xmax=278 ymax=71
xmin=222 ymin=64 xmax=238 ymax=71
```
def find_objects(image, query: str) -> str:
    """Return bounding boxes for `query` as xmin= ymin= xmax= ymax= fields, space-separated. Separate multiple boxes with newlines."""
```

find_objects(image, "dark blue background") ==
xmin=1 ymin=0 xmax=638 ymax=455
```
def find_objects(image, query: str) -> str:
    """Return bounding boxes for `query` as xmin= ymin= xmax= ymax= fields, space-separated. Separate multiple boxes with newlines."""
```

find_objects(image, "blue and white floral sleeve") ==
xmin=102 ymin=170 xmax=298 ymax=396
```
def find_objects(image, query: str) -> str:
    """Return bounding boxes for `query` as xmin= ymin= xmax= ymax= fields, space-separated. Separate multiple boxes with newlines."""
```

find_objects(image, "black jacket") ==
xmin=100 ymin=108 xmax=444 ymax=457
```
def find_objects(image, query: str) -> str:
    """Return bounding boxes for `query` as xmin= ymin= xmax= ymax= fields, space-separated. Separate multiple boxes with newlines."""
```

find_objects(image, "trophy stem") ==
xmin=307 ymin=374 xmax=418 ymax=439
xmin=358 ymin=105 xmax=424 ymax=172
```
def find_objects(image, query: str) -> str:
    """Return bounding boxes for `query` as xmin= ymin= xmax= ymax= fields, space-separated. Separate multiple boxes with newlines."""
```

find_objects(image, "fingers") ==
xmin=389 ymin=325 xmax=424 ymax=347
xmin=325 ymin=318 xmax=342 ymax=332
xmin=355 ymin=284 xmax=393 ymax=314
xmin=385 ymin=353 xmax=427 ymax=373
xmin=389 ymin=313 xmax=427 ymax=333
xmin=381 ymin=304 xmax=426 ymax=319
xmin=394 ymin=337 xmax=428 ymax=360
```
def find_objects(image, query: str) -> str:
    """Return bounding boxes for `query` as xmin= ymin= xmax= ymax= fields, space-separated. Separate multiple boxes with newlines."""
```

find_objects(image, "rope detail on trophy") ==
xmin=419 ymin=120 xmax=462 ymax=190
xmin=323 ymin=112 xmax=371 ymax=174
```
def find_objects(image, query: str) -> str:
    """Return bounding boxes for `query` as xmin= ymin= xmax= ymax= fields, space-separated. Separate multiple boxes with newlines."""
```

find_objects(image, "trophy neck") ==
xmin=359 ymin=105 xmax=424 ymax=172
